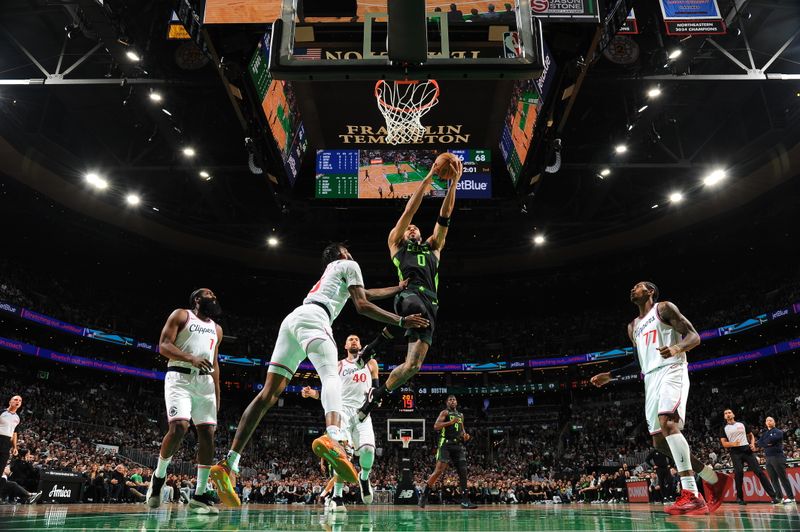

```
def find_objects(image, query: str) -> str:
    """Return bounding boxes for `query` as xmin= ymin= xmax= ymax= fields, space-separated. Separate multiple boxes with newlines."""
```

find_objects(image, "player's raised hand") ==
xmin=463 ymin=432 xmax=471 ymax=442
xmin=451 ymin=158 xmax=464 ymax=183
xmin=590 ymin=372 xmax=612 ymax=387
xmin=657 ymin=345 xmax=681 ymax=359
xmin=400 ymin=314 xmax=430 ymax=329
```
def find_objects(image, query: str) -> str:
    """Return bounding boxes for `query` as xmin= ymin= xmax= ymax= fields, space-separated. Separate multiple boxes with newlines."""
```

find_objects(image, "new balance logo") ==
xmin=398 ymin=490 xmax=415 ymax=499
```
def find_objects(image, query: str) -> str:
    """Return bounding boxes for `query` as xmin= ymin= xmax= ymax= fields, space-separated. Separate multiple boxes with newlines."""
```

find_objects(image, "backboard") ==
xmin=266 ymin=0 xmax=544 ymax=81
xmin=387 ymin=418 xmax=426 ymax=443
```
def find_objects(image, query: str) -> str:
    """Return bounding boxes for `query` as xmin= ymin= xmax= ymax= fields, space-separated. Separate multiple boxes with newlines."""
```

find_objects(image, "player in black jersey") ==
xmin=419 ymin=395 xmax=476 ymax=509
xmin=356 ymin=156 xmax=463 ymax=422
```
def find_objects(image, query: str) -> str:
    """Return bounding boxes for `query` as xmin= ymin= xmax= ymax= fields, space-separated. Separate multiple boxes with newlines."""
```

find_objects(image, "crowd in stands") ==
xmin=2 ymin=357 xmax=798 ymax=506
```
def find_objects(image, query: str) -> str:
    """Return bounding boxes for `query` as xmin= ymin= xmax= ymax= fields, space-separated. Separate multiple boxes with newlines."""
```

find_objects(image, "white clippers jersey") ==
xmin=632 ymin=303 xmax=686 ymax=375
xmin=169 ymin=310 xmax=218 ymax=370
xmin=303 ymin=260 xmax=365 ymax=322
xmin=338 ymin=358 xmax=372 ymax=409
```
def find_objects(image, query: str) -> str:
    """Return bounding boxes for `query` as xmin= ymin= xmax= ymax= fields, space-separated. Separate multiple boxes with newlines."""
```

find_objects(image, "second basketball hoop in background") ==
xmin=375 ymin=79 xmax=440 ymax=145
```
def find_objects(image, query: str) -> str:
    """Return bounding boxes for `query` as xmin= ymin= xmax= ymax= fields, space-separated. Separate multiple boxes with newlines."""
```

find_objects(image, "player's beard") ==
xmin=198 ymin=297 xmax=223 ymax=319
xmin=348 ymin=347 xmax=359 ymax=356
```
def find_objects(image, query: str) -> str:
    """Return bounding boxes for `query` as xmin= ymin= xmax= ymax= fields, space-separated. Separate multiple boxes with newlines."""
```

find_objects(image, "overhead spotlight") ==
xmin=533 ymin=234 xmax=545 ymax=246
xmin=668 ymin=49 xmax=682 ymax=60
xmin=149 ymin=92 xmax=162 ymax=102
xmin=199 ymin=170 xmax=211 ymax=180
xmin=600 ymin=168 xmax=611 ymax=177
xmin=182 ymin=147 xmax=196 ymax=157
xmin=85 ymin=172 xmax=108 ymax=190
xmin=614 ymin=144 xmax=628 ymax=154
xmin=125 ymin=194 xmax=140 ymax=206
xmin=267 ymin=236 xmax=279 ymax=247
xmin=627 ymin=124 xmax=634 ymax=131
xmin=647 ymin=87 xmax=662 ymax=99
xmin=669 ymin=192 xmax=684 ymax=203
xmin=638 ymin=105 xmax=649 ymax=113
xmin=125 ymin=50 xmax=141 ymax=62
xmin=703 ymin=169 xmax=727 ymax=186
xmin=651 ymin=204 xmax=659 ymax=209
xmin=161 ymin=108 xmax=172 ymax=116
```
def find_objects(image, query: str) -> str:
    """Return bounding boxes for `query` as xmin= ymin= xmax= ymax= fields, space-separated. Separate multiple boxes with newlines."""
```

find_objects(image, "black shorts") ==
xmin=436 ymin=442 xmax=466 ymax=465
xmin=395 ymin=289 xmax=438 ymax=345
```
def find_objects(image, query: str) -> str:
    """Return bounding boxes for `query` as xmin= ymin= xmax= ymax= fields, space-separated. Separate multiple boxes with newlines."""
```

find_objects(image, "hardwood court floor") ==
xmin=0 ymin=502 xmax=798 ymax=531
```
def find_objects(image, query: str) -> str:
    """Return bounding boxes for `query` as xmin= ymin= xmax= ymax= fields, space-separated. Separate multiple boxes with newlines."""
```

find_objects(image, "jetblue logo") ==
xmin=189 ymin=324 xmax=215 ymax=335
xmin=454 ymin=175 xmax=491 ymax=199
xmin=456 ymin=180 xmax=488 ymax=191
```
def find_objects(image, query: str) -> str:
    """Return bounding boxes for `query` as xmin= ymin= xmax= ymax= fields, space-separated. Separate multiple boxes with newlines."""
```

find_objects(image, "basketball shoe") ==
xmin=312 ymin=434 xmax=358 ymax=484
xmin=209 ymin=461 xmax=241 ymax=507
xmin=665 ymin=491 xmax=709 ymax=515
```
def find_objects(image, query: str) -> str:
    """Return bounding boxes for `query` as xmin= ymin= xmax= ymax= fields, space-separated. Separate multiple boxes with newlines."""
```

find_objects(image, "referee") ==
xmin=0 ymin=395 xmax=22 ymax=470
xmin=757 ymin=417 xmax=795 ymax=504
xmin=719 ymin=408 xmax=778 ymax=504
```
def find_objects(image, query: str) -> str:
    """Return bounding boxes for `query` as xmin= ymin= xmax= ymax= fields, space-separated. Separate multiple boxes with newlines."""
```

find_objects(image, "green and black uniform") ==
xmin=392 ymin=239 xmax=439 ymax=345
xmin=436 ymin=409 xmax=466 ymax=465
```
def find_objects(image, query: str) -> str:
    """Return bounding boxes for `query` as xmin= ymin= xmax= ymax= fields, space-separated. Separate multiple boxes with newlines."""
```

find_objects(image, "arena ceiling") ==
xmin=1 ymin=0 xmax=799 ymax=274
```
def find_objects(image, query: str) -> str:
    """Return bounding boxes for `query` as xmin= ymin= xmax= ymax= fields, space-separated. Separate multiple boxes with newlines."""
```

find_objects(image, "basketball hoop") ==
xmin=400 ymin=435 xmax=412 ymax=449
xmin=375 ymin=79 xmax=440 ymax=145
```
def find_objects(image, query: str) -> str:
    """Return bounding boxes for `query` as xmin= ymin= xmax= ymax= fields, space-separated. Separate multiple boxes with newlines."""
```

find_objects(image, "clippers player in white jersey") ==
xmin=146 ymin=288 xmax=223 ymax=514
xmin=302 ymin=334 xmax=378 ymax=512
xmin=591 ymin=282 xmax=730 ymax=515
xmin=211 ymin=243 xmax=428 ymax=507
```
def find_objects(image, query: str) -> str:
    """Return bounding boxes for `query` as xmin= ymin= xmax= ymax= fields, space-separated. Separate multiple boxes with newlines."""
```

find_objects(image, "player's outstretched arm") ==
xmin=367 ymin=359 xmax=380 ymax=389
xmin=213 ymin=324 xmax=223 ymax=411
xmin=365 ymin=279 xmax=409 ymax=301
xmin=388 ymin=162 xmax=444 ymax=254
xmin=348 ymin=285 xmax=430 ymax=329
xmin=301 ymin=386 xmax=321 ymax=400
xmin=591 ymin=322 xmax=640 ymax=387
xmin=159 ymin=309 xmax=213 ymax=371
xmin=427 ymin=158 xmax=463 ymax=255
xmin=656 ymin=301 xmax=701 ymax=358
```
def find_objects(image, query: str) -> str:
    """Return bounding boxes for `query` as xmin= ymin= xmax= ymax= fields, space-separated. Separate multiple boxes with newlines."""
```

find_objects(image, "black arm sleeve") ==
xmin=609 ymin=357 xmax=641 ymax=380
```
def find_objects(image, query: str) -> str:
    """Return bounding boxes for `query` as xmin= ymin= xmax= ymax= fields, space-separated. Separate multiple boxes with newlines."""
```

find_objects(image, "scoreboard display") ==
xmin=315 ymin=148 xmax=492 ymax=199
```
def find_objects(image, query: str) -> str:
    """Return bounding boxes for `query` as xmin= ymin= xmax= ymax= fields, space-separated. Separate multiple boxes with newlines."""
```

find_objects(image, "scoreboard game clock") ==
xmin=398 ymin=386 xmax=415 ymax=413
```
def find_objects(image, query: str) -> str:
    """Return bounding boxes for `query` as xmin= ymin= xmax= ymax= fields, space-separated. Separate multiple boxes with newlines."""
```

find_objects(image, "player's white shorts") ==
xmin=164 ymin=372 xmax=217 ymax=425
xmin=268 ymin=304 xmax=336 ymax=380
xmin=339 ymin=405 xmax=375 ymax=454
xmin=643 ymin=362 xmax=689 ymax=435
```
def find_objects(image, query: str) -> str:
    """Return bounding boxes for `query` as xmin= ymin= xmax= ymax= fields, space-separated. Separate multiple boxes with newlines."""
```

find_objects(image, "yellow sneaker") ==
xmin=209 ymin=461 xmax=241 ymax=507
xmin=312 ymin=435 xmax=358 ymax=484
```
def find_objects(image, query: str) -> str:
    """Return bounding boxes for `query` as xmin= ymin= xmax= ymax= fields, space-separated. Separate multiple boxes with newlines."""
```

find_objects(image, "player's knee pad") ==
xmin=358 ymin=445 xmax=375 ymax=471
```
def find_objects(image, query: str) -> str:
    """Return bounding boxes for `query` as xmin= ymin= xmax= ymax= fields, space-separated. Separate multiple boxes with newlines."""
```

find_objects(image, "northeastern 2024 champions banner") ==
xmin=659 ymin=0 xmax=727 ymax=35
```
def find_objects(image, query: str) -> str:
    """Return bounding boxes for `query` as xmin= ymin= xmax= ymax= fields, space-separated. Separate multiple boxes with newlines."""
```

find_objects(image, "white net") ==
xmin=375 ymin=80 xmax=440 ymax=145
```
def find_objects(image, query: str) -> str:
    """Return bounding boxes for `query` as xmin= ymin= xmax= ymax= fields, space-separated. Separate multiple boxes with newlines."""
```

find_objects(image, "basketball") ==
xmin=434 ymin=152 xmax=461 ymax=180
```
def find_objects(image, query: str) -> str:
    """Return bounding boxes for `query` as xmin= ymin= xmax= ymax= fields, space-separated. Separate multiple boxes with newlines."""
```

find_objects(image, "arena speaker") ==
xmin=387 ymin=0 xmax=428 ymax=65
xmin=300 ymin=0 xmax=357 ymax=18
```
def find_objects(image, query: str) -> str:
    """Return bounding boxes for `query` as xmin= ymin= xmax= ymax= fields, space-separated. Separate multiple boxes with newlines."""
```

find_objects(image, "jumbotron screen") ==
xmin=315 ymin=148 xmax=491 ymax=199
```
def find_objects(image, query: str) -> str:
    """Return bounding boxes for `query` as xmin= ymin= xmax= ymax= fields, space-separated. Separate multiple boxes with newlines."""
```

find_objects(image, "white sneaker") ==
xmin=783 ymin=498 xmax=796 ymax=504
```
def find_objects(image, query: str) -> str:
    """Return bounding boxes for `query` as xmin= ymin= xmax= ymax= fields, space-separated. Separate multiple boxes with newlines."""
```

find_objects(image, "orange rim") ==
xmin=375 ymin=79 xmax=440 ymax=114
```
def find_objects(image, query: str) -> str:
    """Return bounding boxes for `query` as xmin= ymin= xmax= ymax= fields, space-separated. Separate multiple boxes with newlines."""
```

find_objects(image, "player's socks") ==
xmin=195 ymin=465 xmax=211 ymax=495
xmin=225 ymin=450 xmax=241 ymax=472
xmin=155 ymin=455 xmax=172 ymax=478
xmin=698 ymin=465 xmax=718 ymax=484
xmin=679 ymin=475 xmax=699 ymax=495
xmin=333 ymin=482 xmax=344 ymax=498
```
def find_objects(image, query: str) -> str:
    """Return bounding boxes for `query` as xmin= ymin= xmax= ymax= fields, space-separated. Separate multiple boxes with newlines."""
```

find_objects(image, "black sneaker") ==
xmin=772 ymin=498 xmax=783 ymax=505
xmin=418 ymin=490 xmax=428 ymax=508
xmin=354 ymin=345 xmax=376 ymax=370
xmin=330 ymin=496 xmax=346 ymax=512
xmin=461 ymin=499 xmax=478 ymax=509
xmin=27 ymin=491 xmax=42 ymax=505
xmin=146 ymin=475 xmax=166 ymax=508
xmin=189 ymin=492 xmax=219 ymax=515
xmin=737 ymin=499 xmax=747 ymax=505
xmin=359 ymin=477 xmax=373 ymax=504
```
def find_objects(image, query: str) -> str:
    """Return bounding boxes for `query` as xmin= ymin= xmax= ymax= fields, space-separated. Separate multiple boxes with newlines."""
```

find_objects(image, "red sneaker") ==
xmin=703 ymin=472 xmax=731 ymax=513
xmin=665 ymin=491 xmax=709 ymax=515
